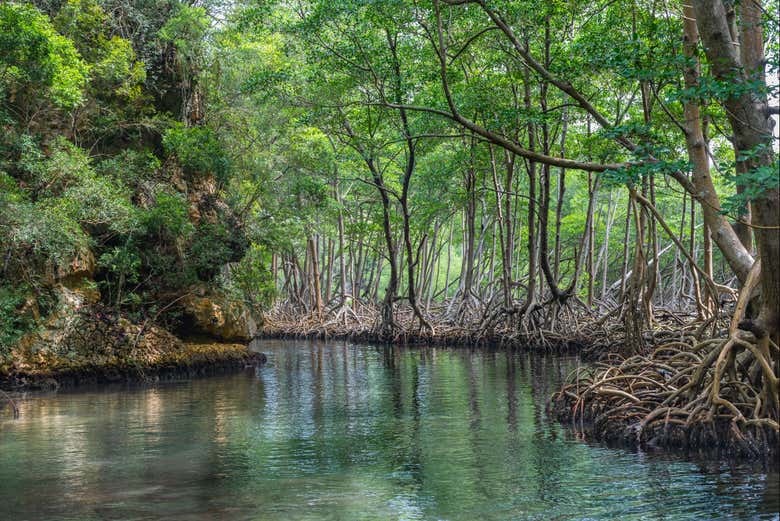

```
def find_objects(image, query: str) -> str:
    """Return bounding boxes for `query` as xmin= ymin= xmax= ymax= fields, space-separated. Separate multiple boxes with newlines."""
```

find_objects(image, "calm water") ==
xmin=0 ymin=340 xmax=777 ymax=521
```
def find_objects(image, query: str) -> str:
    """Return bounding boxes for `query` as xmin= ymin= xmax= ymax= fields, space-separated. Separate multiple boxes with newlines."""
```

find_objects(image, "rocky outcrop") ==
xmin=3 ymin=155 xmax=259 ymax=389
xmin=6 ymin=294 xmax=263 ymax=390
xmin=181 ymin=292 xmax=258 ymax=342
xmin=55 ymin=247 xmax=96 ymax=285
xmin=5 ymin=324 xmax=264 ymax=390
xmin=3 ymin=243 xmax=263 ymax=389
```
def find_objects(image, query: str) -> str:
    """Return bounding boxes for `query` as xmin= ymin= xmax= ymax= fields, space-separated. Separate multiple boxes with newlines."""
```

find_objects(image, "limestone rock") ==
xmin=18 ymin=296 xmax=40 ymax=322
xmin=56 ymin=248 xmax=96 ymax=283
xmin=51 ymin=247 xmax=100 ymax=304
xmin=13 ymin=292 xmax=186 ymax=374
xmin=181 ymin=293 xmax=257 ymax=342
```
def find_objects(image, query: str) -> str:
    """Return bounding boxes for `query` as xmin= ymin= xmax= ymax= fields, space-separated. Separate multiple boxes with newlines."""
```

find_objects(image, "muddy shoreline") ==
xmin=0 ymin=343 xmax=266 ymax=391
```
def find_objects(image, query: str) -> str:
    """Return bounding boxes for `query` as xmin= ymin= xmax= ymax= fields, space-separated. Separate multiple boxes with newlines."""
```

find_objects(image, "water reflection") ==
xmin=0 ymin=340 xmax=776 ymax=520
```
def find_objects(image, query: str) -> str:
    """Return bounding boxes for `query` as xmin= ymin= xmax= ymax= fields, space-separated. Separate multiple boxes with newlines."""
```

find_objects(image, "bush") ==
xmin=0 ymin=284 xmax=37 ymax=355
xmin=97 ymin=243 xmax=142 ymax=309
xmin=96 ymin=149 xmax=161 ymax=189
xmin=0 ymin=190 xmax=89 ymax=274
xmin=24 ymin=139 xmax=140 ymax=237
xmin=222 ymin=243 xmax=276 ymax=310
xmin=162 ymin=124 xmax=231 ymax=183
xmin=142 ymin=191 xmax=193 ymax=239
xmin=188 ymin=222 xmax=238 ymax=281
xmin=0 ymin=2 xmax=88 ymax=109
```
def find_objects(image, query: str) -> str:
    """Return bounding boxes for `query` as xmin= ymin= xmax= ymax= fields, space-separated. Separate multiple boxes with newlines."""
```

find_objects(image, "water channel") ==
xmin=0 ymin=339 xmax=777 ymax=520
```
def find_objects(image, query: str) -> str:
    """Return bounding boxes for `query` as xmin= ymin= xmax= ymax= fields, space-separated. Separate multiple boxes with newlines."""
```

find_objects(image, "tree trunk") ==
xmin=691 ymin=0 xmax=778 ymax=339
xmin=553 ymin=110 xmax=568 ymax=283
xmin=682 ymin=3 xmax=755 ymax=286
xmin=307 ymin=234 xmax=323 ymax=318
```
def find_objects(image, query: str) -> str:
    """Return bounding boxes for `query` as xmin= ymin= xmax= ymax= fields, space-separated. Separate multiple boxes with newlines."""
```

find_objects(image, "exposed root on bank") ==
xmin=551 ymin=273 xmax=779 ymax=456
xmin=552 ymin=331 xmax=778 ymax=456
xmin=262 ymin=299 xmax=626 ymax=353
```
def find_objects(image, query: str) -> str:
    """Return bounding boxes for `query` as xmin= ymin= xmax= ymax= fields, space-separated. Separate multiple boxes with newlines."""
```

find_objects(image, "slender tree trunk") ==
xmin=690 ymin=199 xmax=705 ymax=318
xmin=387 ymin=30 xmax=431 ymax=332
xmin=619 ymin=199 xmax=632 ymax=299
xmin=553 ymin=110 xmax=568 ymax=282
xmin=489 ymin=145 xmax=513 ymax=315
xmin=444 ymin=219 xmax=453 ymax=301
xmin=587 ymin=173 xmax=595 ymax=307
xmin=523 ymin=67 xmax=539 ymax=315
xmin=336 ymin=183 xmax=347 ymax=305
xmin=271 ymin=253 xmax=278 ymax=296
xmin=463 ymin=154 xmax=477 ymax=304
xmin=324 ymin=237 xmax=334 ymax=306
xmin=598 ymin=191 xmax=616 ymax=307
xmin=340 ymin=115 xmax=399 ymax=334
xmin=307 ymin=234 xmax=323 ymax=318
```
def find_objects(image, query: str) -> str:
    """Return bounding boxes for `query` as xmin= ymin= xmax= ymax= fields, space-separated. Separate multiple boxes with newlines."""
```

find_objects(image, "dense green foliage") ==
xmin=0 ymin=0 xmax=272 ymax=353
xmin=1 ymin=0 xmax=778 ymax=352
xmin=228 ymin=0 xmax=777 ymax=329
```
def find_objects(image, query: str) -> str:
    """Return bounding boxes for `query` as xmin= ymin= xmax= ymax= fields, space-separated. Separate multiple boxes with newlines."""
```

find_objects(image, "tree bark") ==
xmin=692 ymin=0 xmax=779 ymax=339
xmin=680 ymin=5 xmax=755 ymax=289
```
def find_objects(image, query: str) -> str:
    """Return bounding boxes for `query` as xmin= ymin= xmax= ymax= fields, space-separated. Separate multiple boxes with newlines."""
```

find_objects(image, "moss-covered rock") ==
xmin=4 ymin=278 xmax=264 ymax=390
xmin=4 ymin=310 xmax=264 ymax=390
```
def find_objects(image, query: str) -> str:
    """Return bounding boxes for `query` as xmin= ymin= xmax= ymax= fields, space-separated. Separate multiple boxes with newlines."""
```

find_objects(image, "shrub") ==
xmin=162 ymin=124 xmax=231 ymax=183
xmin=0 ymin=2 xmax=88 ymax=109
xmin=142 ymin=191 xmax=193 ymax=239
xmin=0 ymin=283 xmax=37 ymax=356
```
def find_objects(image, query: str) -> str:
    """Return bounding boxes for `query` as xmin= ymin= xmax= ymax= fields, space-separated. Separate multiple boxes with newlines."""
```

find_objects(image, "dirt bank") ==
xmin=1 ymin=340 xmax=265 ymax=391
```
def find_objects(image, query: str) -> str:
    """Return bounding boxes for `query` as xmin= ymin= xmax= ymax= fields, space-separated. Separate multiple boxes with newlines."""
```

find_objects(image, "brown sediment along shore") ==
xmin=1 ymin=340 xmax=265 ymax=391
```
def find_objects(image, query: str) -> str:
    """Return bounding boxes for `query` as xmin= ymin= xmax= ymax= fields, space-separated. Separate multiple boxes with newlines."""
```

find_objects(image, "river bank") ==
xmin=2 ymin=266 xmax=264 ymax=392
xmin=1 ymin=336 xmax=265 ymax=392
xmin=260 ymin=303 xmax=624 ymax=356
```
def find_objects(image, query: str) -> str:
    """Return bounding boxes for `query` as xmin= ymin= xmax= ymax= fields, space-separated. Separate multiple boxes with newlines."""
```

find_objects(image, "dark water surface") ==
xmin=0 ymin=340 xmax=777 ymax=520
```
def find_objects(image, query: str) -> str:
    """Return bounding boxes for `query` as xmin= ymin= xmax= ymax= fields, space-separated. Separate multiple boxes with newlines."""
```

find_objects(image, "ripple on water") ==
xmin=0 ymin=339 xmax=776 ymax=521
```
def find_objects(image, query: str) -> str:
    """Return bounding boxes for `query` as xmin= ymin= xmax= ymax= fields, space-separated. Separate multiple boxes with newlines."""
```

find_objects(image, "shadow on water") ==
xmin=0 ymin=338 xmax=777 ymax=520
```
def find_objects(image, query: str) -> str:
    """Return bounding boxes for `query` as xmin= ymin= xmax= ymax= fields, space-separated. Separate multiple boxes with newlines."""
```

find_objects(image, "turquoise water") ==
xmin=0 ymin=339 xmax=777 ymax=520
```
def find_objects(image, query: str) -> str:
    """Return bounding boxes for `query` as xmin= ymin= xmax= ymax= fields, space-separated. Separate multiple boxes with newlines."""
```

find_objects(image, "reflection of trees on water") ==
xmin=0 ymin=341 xmax=775 ymax=519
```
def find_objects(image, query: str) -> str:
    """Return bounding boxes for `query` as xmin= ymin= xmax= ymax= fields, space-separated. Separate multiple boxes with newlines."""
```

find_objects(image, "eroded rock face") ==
xmin=49 ymin=246 xmax=101 ymax=306
xmin=186 ymin=173 xmax=220 ymax=225
xmin=181 ymin=293 xmax=257 ymax=342
xmin=56 ymin=248 xmax=96 ymax=285
xmin=12 ymin=292 xmax=185 ymax=375
xmin=13 ymin=238 xmax=182 ymax=369
xmin=7 ymin=164 xmax=253 ymax=370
